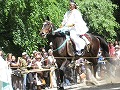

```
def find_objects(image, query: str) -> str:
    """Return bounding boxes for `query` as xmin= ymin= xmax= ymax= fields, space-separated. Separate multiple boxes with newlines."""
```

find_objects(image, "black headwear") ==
xmin=70 ymin=0 xmax=74 ymax=2
xmin=70 ymin=0 xmax=77 ymax=9
xmin=70 ymin=0 xmax=76 ymax=5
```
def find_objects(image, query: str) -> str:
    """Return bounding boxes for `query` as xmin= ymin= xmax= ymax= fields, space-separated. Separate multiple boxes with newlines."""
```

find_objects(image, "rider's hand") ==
xmin=68 ymin=24 xmax=75 ymax=27
xmin=60 ymin=25 xmax=63 ymax=28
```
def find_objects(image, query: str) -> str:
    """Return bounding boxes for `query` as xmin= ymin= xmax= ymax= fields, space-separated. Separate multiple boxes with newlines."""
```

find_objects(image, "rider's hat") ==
xmin=70 ymin=0 xmax=77 ymax=9
xmin=70 ymin=0 xmax=76 ymax=4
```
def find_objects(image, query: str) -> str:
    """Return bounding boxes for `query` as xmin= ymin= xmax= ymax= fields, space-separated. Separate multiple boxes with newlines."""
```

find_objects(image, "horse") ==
xmin=39 ymin=20 xmax=110 ymax=89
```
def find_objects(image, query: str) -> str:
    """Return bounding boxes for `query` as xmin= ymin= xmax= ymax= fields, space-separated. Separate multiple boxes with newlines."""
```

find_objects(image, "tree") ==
xmin=0 ymin=0 xmax=69 ymax=55
xmin=0 ymin=0 xmax=119 ymax=55
xmin=76 ymin=0 xmax=119 ymax=41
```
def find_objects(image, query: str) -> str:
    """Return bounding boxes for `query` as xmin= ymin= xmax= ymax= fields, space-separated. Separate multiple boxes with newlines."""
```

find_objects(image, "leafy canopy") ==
xmin=0 ymin=0 xmax=119 ymax=54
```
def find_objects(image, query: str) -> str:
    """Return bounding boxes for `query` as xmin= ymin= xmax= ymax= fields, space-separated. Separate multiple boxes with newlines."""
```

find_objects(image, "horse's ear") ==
xmin=42 ymin=17 xmax=45 ymax=22
xmin=46 ymin=16 xmax=50 ymax=21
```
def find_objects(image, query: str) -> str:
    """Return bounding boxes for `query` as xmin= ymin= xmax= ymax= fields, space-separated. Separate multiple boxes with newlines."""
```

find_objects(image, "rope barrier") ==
xmin=54 ymin=56 xmax=114 ymax=59
xmin=10 ymin=56 xmax=115 ymax=74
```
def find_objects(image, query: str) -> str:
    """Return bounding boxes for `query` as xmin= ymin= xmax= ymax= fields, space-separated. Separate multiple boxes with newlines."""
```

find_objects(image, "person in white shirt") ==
xmin=54 ymin=1 xmax=90 ymax=55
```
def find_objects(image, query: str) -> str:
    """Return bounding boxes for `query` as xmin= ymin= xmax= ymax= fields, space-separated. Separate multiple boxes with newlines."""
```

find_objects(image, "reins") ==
xmin=53 ymin=36 xmax=70 ymax=52
xmin=48 ymin=22 xmax=70 ymax=52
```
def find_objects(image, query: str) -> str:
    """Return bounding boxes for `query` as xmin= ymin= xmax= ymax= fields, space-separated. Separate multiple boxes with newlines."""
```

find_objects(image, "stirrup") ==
xmin=86 ymin=44 xmax=90 ymax=52
xmin=75 ymin=50 xmax=83 ymax=56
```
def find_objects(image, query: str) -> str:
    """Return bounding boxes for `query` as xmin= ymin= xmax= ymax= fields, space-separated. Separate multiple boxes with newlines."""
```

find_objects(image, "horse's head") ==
xmin=40 ymin=20 xmax=53 ymax=38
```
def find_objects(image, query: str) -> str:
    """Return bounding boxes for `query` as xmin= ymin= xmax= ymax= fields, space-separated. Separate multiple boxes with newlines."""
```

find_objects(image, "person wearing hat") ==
xmin=19 ymin=52 xmax=28 ymax=90
xmin=54 ymin=0 xmax=90 ymax=56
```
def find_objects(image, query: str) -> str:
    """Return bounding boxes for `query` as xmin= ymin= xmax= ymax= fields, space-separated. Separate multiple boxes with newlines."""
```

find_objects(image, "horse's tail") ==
xmin=96 ymin=36 xmax=110 ymax=57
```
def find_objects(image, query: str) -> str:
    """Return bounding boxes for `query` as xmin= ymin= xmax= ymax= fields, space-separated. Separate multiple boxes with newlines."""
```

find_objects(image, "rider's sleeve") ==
xmin=74 ymin=9 xmax=86 ymax=26
xmin=62 ymin=11 xmax=68 ymax=26
xmin=74 ymin=9 xmax=89 ymax=34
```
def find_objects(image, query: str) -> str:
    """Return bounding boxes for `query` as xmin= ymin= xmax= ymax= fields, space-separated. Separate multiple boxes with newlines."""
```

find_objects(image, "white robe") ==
xmin=61 ymin=9 xmax=89 ymax=51
xmin=54 ymin=9 xmax=89 ymax=51
xmin=62 ymin=9 xmax=88 ymax=35
xmin=0 ymin=56 xmax=13 ymax=90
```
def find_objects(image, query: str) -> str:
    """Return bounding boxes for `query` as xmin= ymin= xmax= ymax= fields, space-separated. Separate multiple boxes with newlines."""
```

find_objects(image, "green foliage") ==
xmin=0 ymin=0 xmax=119 ymax=55
xmin=0 ymin=0 xmax=46 ymax=54
xmin=76 ymin=0 xmax=119 ymax=41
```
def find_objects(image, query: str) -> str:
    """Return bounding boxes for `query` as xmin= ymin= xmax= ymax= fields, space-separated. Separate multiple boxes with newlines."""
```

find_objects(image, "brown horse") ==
xmin=40 ymin=20 xmax=110 ymax=89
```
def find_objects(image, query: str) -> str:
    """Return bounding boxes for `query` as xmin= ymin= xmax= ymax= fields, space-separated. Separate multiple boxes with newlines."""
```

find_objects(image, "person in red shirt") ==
xmin=108 ymin=42 xmax=115 ymax=57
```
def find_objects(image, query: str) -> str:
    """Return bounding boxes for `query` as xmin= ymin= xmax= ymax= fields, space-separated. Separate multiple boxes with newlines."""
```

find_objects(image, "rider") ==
xmin=55 ymin=0 xmax=90 ymax=56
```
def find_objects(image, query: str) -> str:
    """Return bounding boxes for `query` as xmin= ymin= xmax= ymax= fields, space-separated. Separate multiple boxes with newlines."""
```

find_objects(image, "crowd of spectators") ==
xmin=0 ymin=47 xmax=58 ymax=90
xmin=96 ymin=40 xmax=120 ymax=79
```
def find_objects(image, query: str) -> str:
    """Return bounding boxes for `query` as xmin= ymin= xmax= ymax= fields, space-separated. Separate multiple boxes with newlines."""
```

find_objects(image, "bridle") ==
xmin=41 ymin=21 xmax=70 ymax=52
xmin=41 ymin=21 xmax=54 ymax=37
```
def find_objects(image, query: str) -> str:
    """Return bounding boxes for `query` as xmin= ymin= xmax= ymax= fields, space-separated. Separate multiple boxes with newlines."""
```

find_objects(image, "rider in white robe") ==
xmin=54 ymin=1 xmax=90 ymax=55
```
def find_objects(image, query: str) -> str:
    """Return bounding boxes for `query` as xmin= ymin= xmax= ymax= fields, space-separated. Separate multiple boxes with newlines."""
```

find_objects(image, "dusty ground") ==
xmin=43 ymin=77 xmax=120 ymax=90
xmin=43 ymin=62 xmax=120 ymax=90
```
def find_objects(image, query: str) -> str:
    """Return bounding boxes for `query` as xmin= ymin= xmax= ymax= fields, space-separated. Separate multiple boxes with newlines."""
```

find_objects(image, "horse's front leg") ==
xmin=55 ymin=68 xmax=64 ymax=90
xmin=93 ymin=64 xmax=98 ymax=78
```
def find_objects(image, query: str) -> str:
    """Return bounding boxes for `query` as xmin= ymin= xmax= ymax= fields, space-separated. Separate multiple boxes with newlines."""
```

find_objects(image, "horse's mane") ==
xmin=49 ymin=21 xmax=68 ymax=37
xmin=48 ymin=32 xmax=66 ymax=37
xmin=51 ymin=23 xmax=57 ymax=30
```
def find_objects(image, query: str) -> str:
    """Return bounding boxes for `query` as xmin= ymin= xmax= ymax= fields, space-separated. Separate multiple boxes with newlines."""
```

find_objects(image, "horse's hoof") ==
xmin=58 ymin=87 xmax=64 ymax=90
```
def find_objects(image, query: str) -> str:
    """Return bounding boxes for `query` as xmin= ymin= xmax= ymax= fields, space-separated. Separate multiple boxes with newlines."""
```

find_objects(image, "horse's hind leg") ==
xmin=59 ymin=69 xmax=64 ymax=89
xmin=55 ymin=69 xmax=60 ymax=87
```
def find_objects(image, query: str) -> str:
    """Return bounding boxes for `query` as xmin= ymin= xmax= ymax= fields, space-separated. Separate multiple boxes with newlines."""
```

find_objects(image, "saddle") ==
xmin=55 ymin=31 xmax=91 ymax=56
xmin=67 ymin=33 xmax=91 ymax=56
